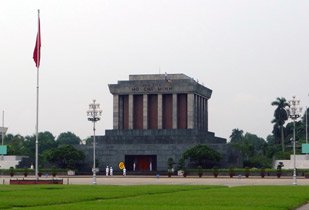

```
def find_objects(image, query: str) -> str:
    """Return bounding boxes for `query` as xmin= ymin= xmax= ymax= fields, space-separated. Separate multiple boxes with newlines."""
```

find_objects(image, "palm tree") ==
xmin=271 ymin=97 xmax=289 ymax=152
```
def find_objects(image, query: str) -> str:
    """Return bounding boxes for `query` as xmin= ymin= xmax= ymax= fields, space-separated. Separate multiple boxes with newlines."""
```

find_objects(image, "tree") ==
xmin=229 ymin=128 xmax=244 ymax=143
xmin=84 ymin=136 xmax=93 ymax=145
xmin=23 ymin=131 xmax=57 ymax=166
xmin=271 ymin=97 xmax=290 ymax=152
xmin=182 ymin=144 xmax=221 ymax=168
xmin=44 ymin=145 xmax=85 ymax=169
xmin=229 ymin=129 xmax=269 ymax=167
xmin=56 ymin=132 xmax=81 ymax=145
xmin=265 ymin=135 xmax=280 ymax=158
xmin=6 ymin=134 xmax=27 ymax=155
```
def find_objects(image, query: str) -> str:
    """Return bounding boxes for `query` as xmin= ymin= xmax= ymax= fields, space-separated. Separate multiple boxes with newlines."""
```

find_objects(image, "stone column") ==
xmin=194 ymin=94 xmax=197 ymax=129
xmin=196 ymin=95 xmax=200 ymax=129
xmin=143 ymin=94 xmax=148 ymax=129
xmin=205 ymin=99 xmax=208 ymax=131
xmin=113 ymin=95 xmax=119 ymax=129
xmin=172 ymin=94 xmax=177 ymax=129
xmin=202 ymin=97 xmax=205 ymax=130
xmin=199 ymin=96 xmax=203 ymax=129
xmin=187 ymin=93 xmax=194 ymax=129
xmin=158 ymin=94 xmax=163 ymax=129
xmin=128 ymin=94 xmax=133 ymax=129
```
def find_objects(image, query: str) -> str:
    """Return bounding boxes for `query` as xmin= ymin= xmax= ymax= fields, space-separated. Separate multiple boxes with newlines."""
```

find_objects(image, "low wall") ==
xmin=10 ymin=179 xmax=63 ymax=185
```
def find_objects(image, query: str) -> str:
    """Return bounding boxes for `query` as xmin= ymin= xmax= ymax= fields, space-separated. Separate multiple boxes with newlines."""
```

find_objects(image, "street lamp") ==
xmin=287 ymin=96 xmax=302 ymax=185
xmin=87 ymin=99 xmax=102 ymax=184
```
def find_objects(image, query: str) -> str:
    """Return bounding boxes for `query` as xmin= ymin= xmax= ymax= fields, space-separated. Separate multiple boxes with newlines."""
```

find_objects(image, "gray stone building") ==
xmin=82 ymin=73 xmax=233 ymax=172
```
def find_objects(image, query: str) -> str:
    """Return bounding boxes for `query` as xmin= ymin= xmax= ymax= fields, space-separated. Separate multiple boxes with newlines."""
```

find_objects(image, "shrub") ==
xmin=245 ymin=167 xmax=250 ymax=178
xmin=24 ymin=168 xmax=29 ymax=177
xmin=229 ymin=167 xmax=235 ymax=178
xmin=198 ymin=166 xmax=203 ymax=178
xmin=9 ymin=167 xmax=14 ymax=177
xmin=260 ymin=168 xmax=266 ymax=178
xmin=213 ymin=167 xmax=219 ymax=178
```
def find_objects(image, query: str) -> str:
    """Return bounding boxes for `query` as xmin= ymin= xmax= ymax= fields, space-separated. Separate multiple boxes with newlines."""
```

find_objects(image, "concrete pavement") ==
xmin=3 ymin=175 xmax=309 ymax=186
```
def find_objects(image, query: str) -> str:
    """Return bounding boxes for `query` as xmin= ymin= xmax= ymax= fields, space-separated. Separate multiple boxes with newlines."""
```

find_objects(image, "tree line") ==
xmin=228 ymin=97 xmax=308 ymax=168
xmin=2 ymin=131 xmax=87 ymax=170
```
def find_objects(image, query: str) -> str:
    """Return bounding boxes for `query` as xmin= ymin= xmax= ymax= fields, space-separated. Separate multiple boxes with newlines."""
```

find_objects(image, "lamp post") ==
xmin=288 ymin=96 xmax=302 ymax=185
xmin=87 ymin=99 xmax=102 ymax=185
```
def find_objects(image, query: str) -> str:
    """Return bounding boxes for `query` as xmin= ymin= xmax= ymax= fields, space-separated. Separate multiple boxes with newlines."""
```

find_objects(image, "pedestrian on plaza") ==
xmin=110 ymin=166 xmax=113 ymax=176
xmin=106 ymin=166 xmax=109 ymax=176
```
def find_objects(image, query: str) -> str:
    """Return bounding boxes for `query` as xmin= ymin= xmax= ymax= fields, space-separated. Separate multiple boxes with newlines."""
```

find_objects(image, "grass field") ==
xmin=1 ymin=185 xmax=309 ymax=210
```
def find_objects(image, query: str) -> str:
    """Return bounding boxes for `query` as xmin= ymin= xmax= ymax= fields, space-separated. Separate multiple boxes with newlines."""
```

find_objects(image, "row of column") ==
xmin=113 ymin=93 xmax=208 ymax=130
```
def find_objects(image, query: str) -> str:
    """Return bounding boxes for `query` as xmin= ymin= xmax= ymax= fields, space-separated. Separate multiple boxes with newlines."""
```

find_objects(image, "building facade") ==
xmin=82 ymin=74 xmax=233 ymax=172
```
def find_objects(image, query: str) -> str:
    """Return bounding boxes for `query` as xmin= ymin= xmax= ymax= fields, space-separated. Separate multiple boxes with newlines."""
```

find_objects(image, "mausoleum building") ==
xmin=82 ymin=74 xmax=232 ymax=172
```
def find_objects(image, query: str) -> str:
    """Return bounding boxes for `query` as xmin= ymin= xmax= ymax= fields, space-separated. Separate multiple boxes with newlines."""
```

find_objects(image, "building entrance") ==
xmin=125 ymin=155 xmax=157 ymax=171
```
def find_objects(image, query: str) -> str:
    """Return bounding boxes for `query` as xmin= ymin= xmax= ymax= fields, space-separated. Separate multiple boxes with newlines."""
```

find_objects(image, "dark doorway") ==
xmin=125 ymin=155 xmax=157 ymax=171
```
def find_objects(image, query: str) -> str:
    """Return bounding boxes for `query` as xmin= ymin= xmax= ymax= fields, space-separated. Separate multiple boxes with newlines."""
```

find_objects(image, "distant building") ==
xmin=0 ymin=156 xmax=28 ymax=169
xmin=274 ymin=155 xmax=309 ymax=169
xmin=82 ymin=74 xmax=234 ymax=171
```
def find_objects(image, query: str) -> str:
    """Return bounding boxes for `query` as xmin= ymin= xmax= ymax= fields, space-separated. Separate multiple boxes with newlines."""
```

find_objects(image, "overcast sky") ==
xmin=0 ymin=0 xmax=308 ymax=141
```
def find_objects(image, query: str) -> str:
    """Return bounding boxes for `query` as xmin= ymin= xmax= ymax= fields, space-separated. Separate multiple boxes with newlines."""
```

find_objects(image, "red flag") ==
xmin=33 ymin=10 xmax=41 ymax=68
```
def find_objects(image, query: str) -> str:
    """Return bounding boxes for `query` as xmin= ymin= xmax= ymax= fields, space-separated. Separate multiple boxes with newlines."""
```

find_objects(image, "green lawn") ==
xmin=0 ymin=185 xmax=309 ymax=209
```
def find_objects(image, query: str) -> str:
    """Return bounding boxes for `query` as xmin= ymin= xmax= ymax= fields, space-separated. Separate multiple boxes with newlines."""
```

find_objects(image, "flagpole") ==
xmin=306 ymin=94 xmax=309 ymax=144
xmin=35 ymin=9 xmax=40 ymax=180
xmin=35 ymin=67 xmax=39 ymax=179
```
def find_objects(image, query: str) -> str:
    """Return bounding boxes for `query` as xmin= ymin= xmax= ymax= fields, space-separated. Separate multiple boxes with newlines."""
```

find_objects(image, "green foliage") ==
xmin=274 ymin=151 xmax=290 ymax=160
xmin=23 ymin=168 xmax=29 ymax=177
xmin=6 ymin=134 xmax=28 ymax=155
xmin=56 ymin=132 xmax=81 ymax=145
xmin=24 ymin=131 xmax=58 ymax=160
xmin=177 ymin=157 xmax=185 ymax=170
xmin=9 ymin=167 xmax=14 ymax=177
xmin=213 ymin=167 xmax=219 ymax=177
xmin=271 ymin=97 xmax=290 ymax=152
xmin=229 ymin=130 xmax=269 ymax=167
xmin=183 ymin=144 xmax=221 ymax=168
xmin=3 ymin=131 xmax=86 ymax=171
xmin=1 ymin=185 xmax=309 ymax=210
xmin=167 ymin=157 xmax=174 ymax=171
xmin=197 ymin=165 xmax=203 ymax=177
xmin=229 ymin=167 xmax=235 ymax=177
xmin=245 ymin=167 xmax=250 ymax=177
xmin=260 ymin=168 xmax=266 ymax=178
xmin=43 ymin=144 xmax=85 ymax=169
xmin=229 ymin=128 xmax=244 ymax=143
xmin=243 ymin=155 xmax=272 ymax=168
xmin=271 ymin=97 xmax=289 ymax=127
xmin=84 ymin=136 xmax=93 ymax=145
xmin=51 ymin=167 xmax=57 ymax=177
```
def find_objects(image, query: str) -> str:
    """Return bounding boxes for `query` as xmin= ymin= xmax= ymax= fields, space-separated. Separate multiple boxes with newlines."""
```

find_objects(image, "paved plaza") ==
xmin=3 ymin=175 xmax=309 ymax=186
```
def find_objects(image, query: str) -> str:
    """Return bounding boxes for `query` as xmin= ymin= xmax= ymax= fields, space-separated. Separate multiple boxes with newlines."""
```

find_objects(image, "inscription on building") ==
xmin=131 ymin=84 xmax=173 ymax=93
